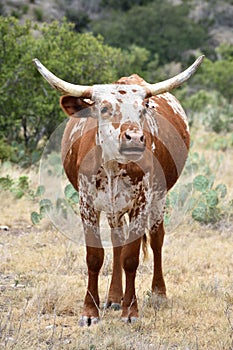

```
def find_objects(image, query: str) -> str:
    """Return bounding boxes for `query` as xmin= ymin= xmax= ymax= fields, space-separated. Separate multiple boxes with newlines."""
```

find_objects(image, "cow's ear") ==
xmin=60 ymin=95 xmax=95 ymax=118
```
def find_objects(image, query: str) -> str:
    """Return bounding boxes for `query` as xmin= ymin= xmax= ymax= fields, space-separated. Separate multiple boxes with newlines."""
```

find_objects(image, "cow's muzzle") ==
xmin=119 ymin=129 xmax=146 ymax=161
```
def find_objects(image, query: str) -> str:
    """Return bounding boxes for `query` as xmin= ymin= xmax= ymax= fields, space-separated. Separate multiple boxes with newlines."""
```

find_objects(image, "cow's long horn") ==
xmin=32 ymin=58 xmax=93 ymax=98
xmin=147 ymin=55 xmax=205 ymax=96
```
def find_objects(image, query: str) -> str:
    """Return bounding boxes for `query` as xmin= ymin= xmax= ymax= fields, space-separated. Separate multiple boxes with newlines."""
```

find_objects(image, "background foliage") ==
xmin=0 ymin=14 xmax=232 ymax=165
xmin=92 ymin=0 xmax=209 ymax=64
xmin=0 ymin=1 xmax=232 ymax=226
xmin=0 ymin=17 xmax=133 ymax=164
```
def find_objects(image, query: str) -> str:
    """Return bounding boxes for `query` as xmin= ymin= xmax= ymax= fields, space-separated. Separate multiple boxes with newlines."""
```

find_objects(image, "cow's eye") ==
xmin=101 ymin=107 xmax=108 ymax=114
xmin=145 ymin=102 xmax=149 ymax=108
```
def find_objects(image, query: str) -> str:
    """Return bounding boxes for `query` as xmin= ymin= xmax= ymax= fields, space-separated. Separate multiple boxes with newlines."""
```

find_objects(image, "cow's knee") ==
xmin=86 ymin=249 xmax=104 ymax=273
xmin=122 ymin=256 xmax=139 ymax=273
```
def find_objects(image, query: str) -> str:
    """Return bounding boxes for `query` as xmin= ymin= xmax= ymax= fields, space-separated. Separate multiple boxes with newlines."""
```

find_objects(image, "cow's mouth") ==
xmin=119 ymin=146 xmax=145 ymax=160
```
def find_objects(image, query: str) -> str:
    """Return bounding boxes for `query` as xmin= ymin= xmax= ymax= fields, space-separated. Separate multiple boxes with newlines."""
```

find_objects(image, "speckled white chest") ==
xmin=79 ymin=170 xmax=142 ymax=214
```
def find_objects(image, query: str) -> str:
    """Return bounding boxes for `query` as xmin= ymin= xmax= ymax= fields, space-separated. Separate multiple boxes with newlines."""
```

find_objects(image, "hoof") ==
xmin=111 ymin=303 xmax=121 ymax=311
xmin=121 ymin=316 xmax=138 ymax=324
xmin=103 ymin=302 xmax=121 ymax=311
xmin=79 ymin=316 xmax=100 ymax=327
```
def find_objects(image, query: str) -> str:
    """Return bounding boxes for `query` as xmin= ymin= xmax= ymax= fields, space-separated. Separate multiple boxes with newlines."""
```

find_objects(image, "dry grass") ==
xmin=0 ymin=148 xmax=233 ymax=350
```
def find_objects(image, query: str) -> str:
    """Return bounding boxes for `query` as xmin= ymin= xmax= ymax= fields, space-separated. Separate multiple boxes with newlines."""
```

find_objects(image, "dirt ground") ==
xmin=0 ymin=189 xmax=232 ymax=349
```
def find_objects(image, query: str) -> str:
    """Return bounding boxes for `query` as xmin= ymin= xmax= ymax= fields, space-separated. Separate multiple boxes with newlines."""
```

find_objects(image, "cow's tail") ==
xmin=142 ymin=233 xmax=148 ymax=261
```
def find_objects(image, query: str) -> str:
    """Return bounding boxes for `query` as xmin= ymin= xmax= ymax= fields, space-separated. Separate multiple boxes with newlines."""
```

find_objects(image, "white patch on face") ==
xmin=98 ymin=122 xmax=123 ymax=163
xmin=159 ymin=92 xmax=189 ymax=130
xmin=92 ymin=84 xmax=146 ymax=163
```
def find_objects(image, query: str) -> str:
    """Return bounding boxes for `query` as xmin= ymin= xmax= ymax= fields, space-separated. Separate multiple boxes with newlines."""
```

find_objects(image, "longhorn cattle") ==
xmin=33 ymin=56 xmax=204 ymax=325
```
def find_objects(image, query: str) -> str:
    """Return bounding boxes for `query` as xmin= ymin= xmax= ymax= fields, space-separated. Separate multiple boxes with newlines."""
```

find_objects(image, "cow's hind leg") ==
xmin=104 ymin=245 xmax=123 ymax=310
xmin=149 ymin=221 xmax=166 ymax=296
xmin=121 ymin=238 xmax=141 ymax=323
xmin=105 ymin=217 xmax=125 ymax=310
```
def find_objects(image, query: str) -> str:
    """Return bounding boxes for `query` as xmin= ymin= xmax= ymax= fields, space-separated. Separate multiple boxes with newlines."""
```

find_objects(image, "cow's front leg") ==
xmin=80 ymin=245 xmax=104 ymax=326
xmin=121 ymin=238 xmax=141 ymax=322
xmin=79 ymin=209 xmax=104 ymax=326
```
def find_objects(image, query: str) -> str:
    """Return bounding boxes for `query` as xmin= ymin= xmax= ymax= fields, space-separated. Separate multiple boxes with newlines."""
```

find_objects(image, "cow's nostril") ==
xmin=125 ymin=133 xmax=131 ymax=141
xmin=140 ymin=135 xmax=144 ymax=143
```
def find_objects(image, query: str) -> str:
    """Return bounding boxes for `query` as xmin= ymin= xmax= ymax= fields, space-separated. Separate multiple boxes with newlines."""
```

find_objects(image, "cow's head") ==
xmin=60 ymin=82 xmax=149 ymax=163
xmin=33 ymin=56 xmax=204 ymax=164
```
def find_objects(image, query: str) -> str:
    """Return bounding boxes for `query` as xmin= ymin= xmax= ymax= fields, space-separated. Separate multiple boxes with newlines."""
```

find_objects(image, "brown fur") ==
xmin=60 ymin=75 xmax=190 ymax=324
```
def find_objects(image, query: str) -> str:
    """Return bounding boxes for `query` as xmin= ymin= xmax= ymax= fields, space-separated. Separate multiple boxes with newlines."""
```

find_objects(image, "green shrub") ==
xmin=181 ymin=90 xmax=233 ymax=134
xmin=165 ymin=151 xmax=231 ymax=226
xmin=0 ymin=174 xmax=42 ymax=200
xmin=22 ymin=5 xmax=29 ymax=15
xmin=65 ymin=9 xmax=90 ymax=32
xmin=190 ymin=53 xmax=233 ymax=103
xmin=31 ymin=183 xmax=79 ymax=225
xmin=207 ymin=134 xmax=233 ymax=151
xmin=191 ymin=175 xmax=227 ymax=224
xmin=204 ymin=103 xmax=233 ymax=133
xmin=0 ymin=175 xmax=14 ymax=190
xmin=0 ymin=139 xmax=14 ymax=162
xmin=33 ymin=8 xmax=43 ymax=21
xmin=11 ymin=10 xmax=21 ymax=19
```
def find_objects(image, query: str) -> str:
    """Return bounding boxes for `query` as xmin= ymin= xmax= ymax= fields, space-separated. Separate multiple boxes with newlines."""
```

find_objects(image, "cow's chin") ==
xmin=119 ymin=147 xmax=145 ymax=162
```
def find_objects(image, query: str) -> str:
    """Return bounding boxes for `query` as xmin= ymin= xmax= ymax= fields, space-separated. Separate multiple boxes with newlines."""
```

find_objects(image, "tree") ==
xmin=191 ymin=48 xmax=233 ymax=103
xmin=0 ymin=17 xmax=133 ymax=164
xmin=116 ymin=45 xmax=150 ymax=77
xmin=92 ymin=0 xmax=209 ymax=65
xmin=100 ymin=0 xmax=153 ymax=11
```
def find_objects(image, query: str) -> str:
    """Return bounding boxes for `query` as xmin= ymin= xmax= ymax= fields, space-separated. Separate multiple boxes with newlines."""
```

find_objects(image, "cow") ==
xmin=33 ymin=55 xmax=204 ymax=326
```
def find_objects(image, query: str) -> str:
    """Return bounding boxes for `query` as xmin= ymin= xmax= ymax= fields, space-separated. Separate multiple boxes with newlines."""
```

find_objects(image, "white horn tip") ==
xmin=32 ymin=58 xmax=40 ymax=67
xmin=32 ymin=58 xmax=45 ymax=74
xmin=196 ymin=55 xmax=205 ymax=65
